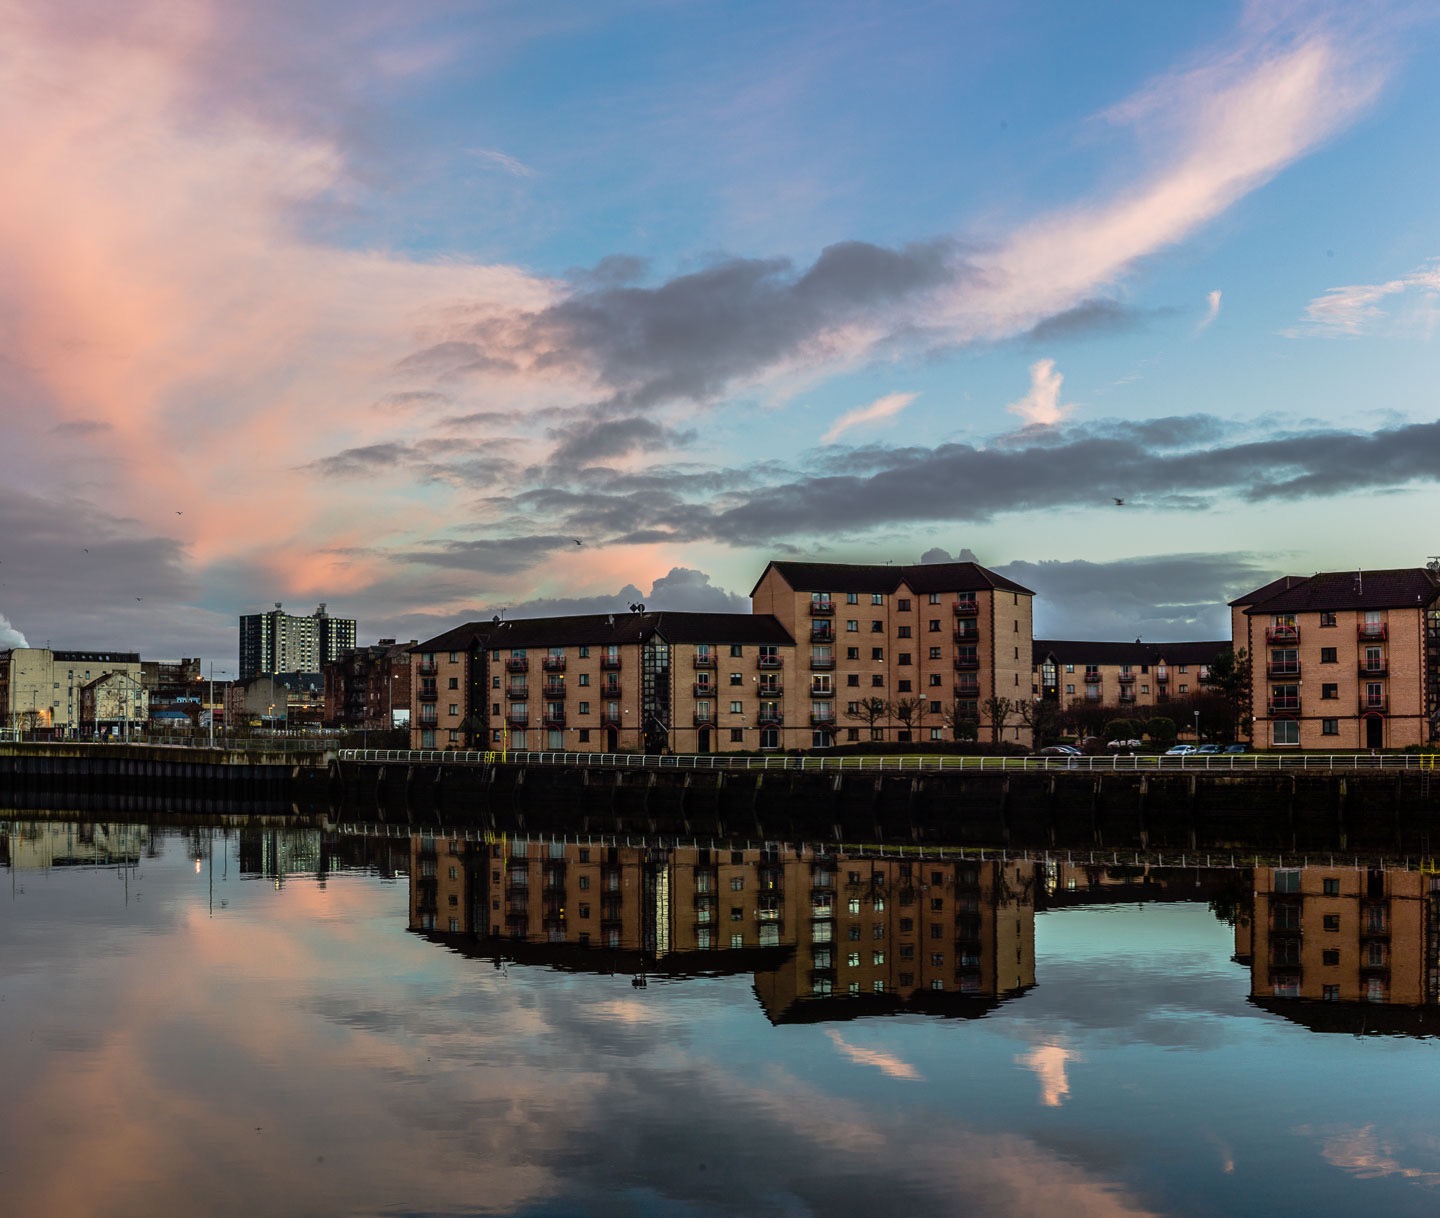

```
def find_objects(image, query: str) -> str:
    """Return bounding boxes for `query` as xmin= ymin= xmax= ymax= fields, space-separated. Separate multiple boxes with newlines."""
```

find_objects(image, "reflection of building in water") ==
xmin=406 ymin=835 xmax=1037 ymax=1022
xmin=2 ymin=821 xmax=146 ymax=868
xmin=1246 ymin=866 xmax=1440 ymax=1007
xmin=237 ymin=830 xmax=326 ymax=884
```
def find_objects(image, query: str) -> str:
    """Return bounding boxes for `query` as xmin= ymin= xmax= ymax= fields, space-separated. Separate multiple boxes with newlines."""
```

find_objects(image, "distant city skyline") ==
xmin=4 ymin=1 xmax=1439 ymax=668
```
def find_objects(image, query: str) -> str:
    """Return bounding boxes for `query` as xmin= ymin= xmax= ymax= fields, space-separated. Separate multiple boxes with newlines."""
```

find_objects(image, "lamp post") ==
xmin=1193 ymin=709 xmax=1200 ymax=743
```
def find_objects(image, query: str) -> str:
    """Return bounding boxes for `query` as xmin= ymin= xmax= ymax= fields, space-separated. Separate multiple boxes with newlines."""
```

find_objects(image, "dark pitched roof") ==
xmin=1227 ymin=575 xmax=1305 ymax=608
xmin=1242 ymin=568 xmax=1440 ymax=615
xmin=752 ymin=560 xmax=1033 ymax=598
xmin=1034 ymin=640 xmax=1229 ymax=667
xmin=415 ymin=612 xmax=793 ymax=652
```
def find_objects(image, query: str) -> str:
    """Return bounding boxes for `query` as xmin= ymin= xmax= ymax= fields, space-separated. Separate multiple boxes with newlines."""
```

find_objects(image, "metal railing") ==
xmin=335 ymin=748 xmax=1440 ymax=774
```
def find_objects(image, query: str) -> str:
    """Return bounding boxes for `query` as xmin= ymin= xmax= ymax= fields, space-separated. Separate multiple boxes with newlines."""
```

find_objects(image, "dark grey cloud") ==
xmin=997 ymin=553 xmax=1270 ymax=639
xmin=407 ymin=239 xmax=960 ymax=412
xmin=548 ymin=417 xmax=695 ymax=465
xmin=1024 ymin=298 xmax=1141 ymax=343
xmin=565 ymin=253 xmax=649 ymax=288
xmin=374 ymin=390 xmax=450 ymax=413
xmin=303 ymin=443 xmax=411 ymax=477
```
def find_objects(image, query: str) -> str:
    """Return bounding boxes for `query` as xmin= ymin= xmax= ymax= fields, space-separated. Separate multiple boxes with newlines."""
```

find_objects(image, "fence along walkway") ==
xmin=337 ymin=748 xmax=1440 ymax=773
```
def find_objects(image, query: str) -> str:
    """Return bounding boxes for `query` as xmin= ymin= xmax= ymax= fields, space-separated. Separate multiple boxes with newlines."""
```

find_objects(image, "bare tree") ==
xmin=844 ymin=696 xmax=890 ymax=741
xmin=892 ymin=696 xmax=926 ymax=742
xmin=982 ymin=696 xmax=1016 ymax=745
xmin=942 ymin=701 xmax=979 ymax=741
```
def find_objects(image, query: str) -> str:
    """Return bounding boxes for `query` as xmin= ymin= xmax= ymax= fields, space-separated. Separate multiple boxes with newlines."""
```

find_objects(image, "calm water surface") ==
xmin=1 ymin=820 xmax=1437 ymax=1218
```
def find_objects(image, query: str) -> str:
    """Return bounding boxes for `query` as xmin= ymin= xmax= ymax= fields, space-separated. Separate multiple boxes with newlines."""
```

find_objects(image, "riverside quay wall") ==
xmin=330 ymin=752 xmax=1440 ymax=854
xmin=0 ymin=742 xmax=327 ymax=816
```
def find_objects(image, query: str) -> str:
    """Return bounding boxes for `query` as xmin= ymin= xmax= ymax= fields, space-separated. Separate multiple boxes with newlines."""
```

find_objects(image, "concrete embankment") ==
xmin=0 ymin=743 xmax=326 ymax=815
xmin=330 ymin=757 xmax=1440 ymax=853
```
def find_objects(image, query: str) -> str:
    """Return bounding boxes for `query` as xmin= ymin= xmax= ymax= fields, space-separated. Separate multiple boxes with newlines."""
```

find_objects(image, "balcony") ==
xmin=542 ymin=682 xmax=566 ymax=698
xmin=758 ymin=710 xmax=783 ymax=726
xmin=693 ymin=710 xmax=715 ymax=726
xmin=809 ymin=625 xmax=834 ymax=643
xmin=953 ymin=626 xmax=979 ymax=643
xmin=1117 ymin=672 xmax=1135 ymax=684
xmin=1083 ymin=672 xmax=1102 ymax=684
xmin=1360 ymin=698 xmax=1388 ymax=715
xmin=418 ymin=712 xmax=438 ymax=726
xmin=757 ymin=682 xmax=783 ymax=696
xmin=757 ymin=655 xmax=783 ymax=670
xmin=1358 ymin=622 xmax=1387 ymax=641
xmin=505 ymin=658 xmax=528 ymax=674
xmin=1265 ymin=625 xmax=1300 ymax=644
xmin=953 ymin=657 xmax=980 ymax=672
xmin=600 ymin=713 xmax=623 ymax=728
xmin=1358 ymin=662 xmax=1388 ymax=677
xmin=506 ymin=711 xmax=529 ymax=728
xmin=416 ymin=661 xmax=438 ymax=676
xmin=541 ymin=656 xmax=566 ymax=673
xmin=506 ymin=684 xmax=529 ymax=700
xmin=809 ymin=682 xmax=834 ymax=697
xmin=1267 ymin=697 xmax=1301 ymax=714
xmin=601 ymin=683 xmax=622 ymax=699
xmin=809 ymin=656 xmax=835 ymax=671
xmin=417 ymin=688 xmax=438 ymax=702
xmin=601 ymin=656 xmax=622 ymax=671
xmin=809 ymin=601 xmax=834 ymax=616
xmin=693 ymin=681 xmax=716 ymax=697
xmin=952 ymin=600 xmax=979 ymax=618
xmin=693 ymin=654 xmax=716 ymax=669
xmin=1118 ymin=691 xmax=1136 ymax=703
xmin=810 ymin=712 xmax=836 ymax=726
xmin=1267 ymin=662 xmax=1301 ymax=677
xmin=543 ymin=711 xmax=566 ymax=728
xmin=954 ymin=682 xmax=980 ymax=699
xmin=1156 ymin=671 xmax=1169 ymax=683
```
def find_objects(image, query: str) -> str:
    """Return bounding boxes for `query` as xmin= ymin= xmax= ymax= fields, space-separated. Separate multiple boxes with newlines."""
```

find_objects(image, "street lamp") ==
xmin=1193 ymin=709 xmax=1200 ymax=743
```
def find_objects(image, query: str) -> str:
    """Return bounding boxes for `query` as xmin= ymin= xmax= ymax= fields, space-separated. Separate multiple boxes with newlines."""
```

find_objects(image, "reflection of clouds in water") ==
xmin=1016 ymin=1043 xmax=1078 ymax=1107
xmin=1302 ymin=1124 xmax=1440 ymax=1188
xmin=824 ymin=1029 xmax=922 ymax=1080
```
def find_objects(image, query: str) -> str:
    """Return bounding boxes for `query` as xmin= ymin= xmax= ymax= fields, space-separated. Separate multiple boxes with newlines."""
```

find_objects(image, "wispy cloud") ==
xmin=1006 ymin=359 xmax=1073 ymax=427
xmin=825 ymin=1030 xmax=922 ymax=1081
xmin=465 ymin=146 xmax=538 ymax=178
xmin=1287 ymin=260 xmax=1440 ymax=336
xmin=1197 ymin=289 xmax=1222 ymax=332
xmin=820 ymin=391 xmax=918 ymax=444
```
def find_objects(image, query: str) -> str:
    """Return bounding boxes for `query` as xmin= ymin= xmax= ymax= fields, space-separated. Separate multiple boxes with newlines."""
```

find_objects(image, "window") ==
xmin=847 ymin=897 xmax=861 ymax=914
xmin=871 ymin=620 xmax=884 ymax=632
xmin=872 ymin=950 xmax=885 ymax=965
xmin=579 ymin=875 xmax=590 ymax=890
xmin=730 ymin=701 xmax=743 ymax=714
xmin=928 ymin=674 xmax=941 ymax=687
xmin=730 ymin=906 xmax=743 ymax=922
xmin=929 ymin=647 xmax=942 ymax=660
xmin=872 ymin=593 xmax=884 ymax=605
xmin=897 ymin=652 xmax=912 ymax=665
xmin=1323 ymin=985 xmax=1340 ymax=1001
xmin=1323 ymin=914 xmax=1340 ymax=931
xmin=871 ymin=675 xmax=884 ymax=687
xmin=929 ymin=619 xmax=940 ymax=632
xmin=492 ymin=675 xmax=501 ymax=688
xmin=1321 ymin=718 xmax=1338 ymax=735
xmin=897 ymin=626 xmax=911 ymax=638
xmin=1323 ymin=877 xmax=1340 ymax=895
xmin=730 ymin=672 xmax=743 ymax=686
xmin=448 ymin=677 xmax=458 ymax=689
xmin=449 ymin=651 xmax=460 ymax=663
xmin=897 ymin=598 xmax=910 ymax=611
xmin=448 ymin=703 xmax=458 ymax=715
xmin=1320 ymin=612 xmax=1337 ymax=627
xmin=729 ymin=728 xmax=744 ymax=742
xmin=871 ymin=648 xmax=884 ymax=661
xmin=846 ymin=619 xmax=859 ymax=632
xmin=1320 ymin=647 xmax=1337 ymax=663
xmin=578 ymin=729 xmax=590 ymax=742
xmin=846 ymin=674 xmax=860 ymax=686
xmin=730 ymin=644 xmax=743 ymax=657
xmin=1272 ymin=719 xmax=1299 ymax=746
xmin=1322 ymin=949 xmax=1340 ymax=965
xmin=846 ymin=647 xmax=860 ymax=660
xmin=847 ymin=592 xmax=859 ymax=604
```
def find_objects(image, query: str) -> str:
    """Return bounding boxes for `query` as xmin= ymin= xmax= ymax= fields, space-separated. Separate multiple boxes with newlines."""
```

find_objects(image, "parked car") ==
xmin=1164 ymin=744 xmax=1197 ymax=756
xmin=1196 ymin=744 xmax=1222 ymax=755
xmin=1038 ymin=744 xmax=1083 ymax=756
xmin=1221 ymin=743 xmax=1247 ymax=754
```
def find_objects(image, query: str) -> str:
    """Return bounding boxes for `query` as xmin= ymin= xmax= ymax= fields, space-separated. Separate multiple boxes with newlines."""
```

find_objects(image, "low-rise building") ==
xmin=0 ymin=648 xmax=142 ymax=736
xmin=1034 ymin=639 xmax=1226 ymax=714
xmin=78 ymin=671 xmax=149 ymax=736
xmin=323 ymin=639 xmax=414 ymax=729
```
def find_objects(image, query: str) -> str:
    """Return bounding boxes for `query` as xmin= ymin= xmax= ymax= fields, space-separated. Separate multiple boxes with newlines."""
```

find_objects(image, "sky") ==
xmin=4 ymin=0 xmax=1440 ymax=668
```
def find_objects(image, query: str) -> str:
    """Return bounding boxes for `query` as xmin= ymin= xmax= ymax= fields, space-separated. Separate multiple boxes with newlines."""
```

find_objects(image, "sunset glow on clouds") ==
xmin=3 ymin=0 xmax=1439 ymax=660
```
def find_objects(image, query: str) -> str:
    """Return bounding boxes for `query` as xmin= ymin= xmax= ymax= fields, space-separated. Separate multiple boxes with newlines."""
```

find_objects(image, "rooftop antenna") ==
xmin=1355 ymin=569 xmax=1363 ymax=596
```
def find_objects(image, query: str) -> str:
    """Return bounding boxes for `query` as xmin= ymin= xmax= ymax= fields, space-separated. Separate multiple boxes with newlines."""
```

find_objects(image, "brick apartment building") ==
xmin=1034 ymin=639 xmax=1226 ymax=713
xmin=750 ymin=559 xmax=1035 ymax=747
xmin=1231 ymin=567 xmax=1440 ymax=750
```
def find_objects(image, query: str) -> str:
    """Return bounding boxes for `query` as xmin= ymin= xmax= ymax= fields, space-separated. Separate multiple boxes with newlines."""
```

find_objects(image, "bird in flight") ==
xmin=572 ymin=538 xmax=583 ymax=546
xmin=1113 ymin=498 xmax=1126 ymax=506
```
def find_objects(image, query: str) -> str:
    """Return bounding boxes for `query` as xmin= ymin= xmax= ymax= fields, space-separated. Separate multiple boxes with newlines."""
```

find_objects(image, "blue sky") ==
xmin=2 ymin=0 xmax=1439 ymax=664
